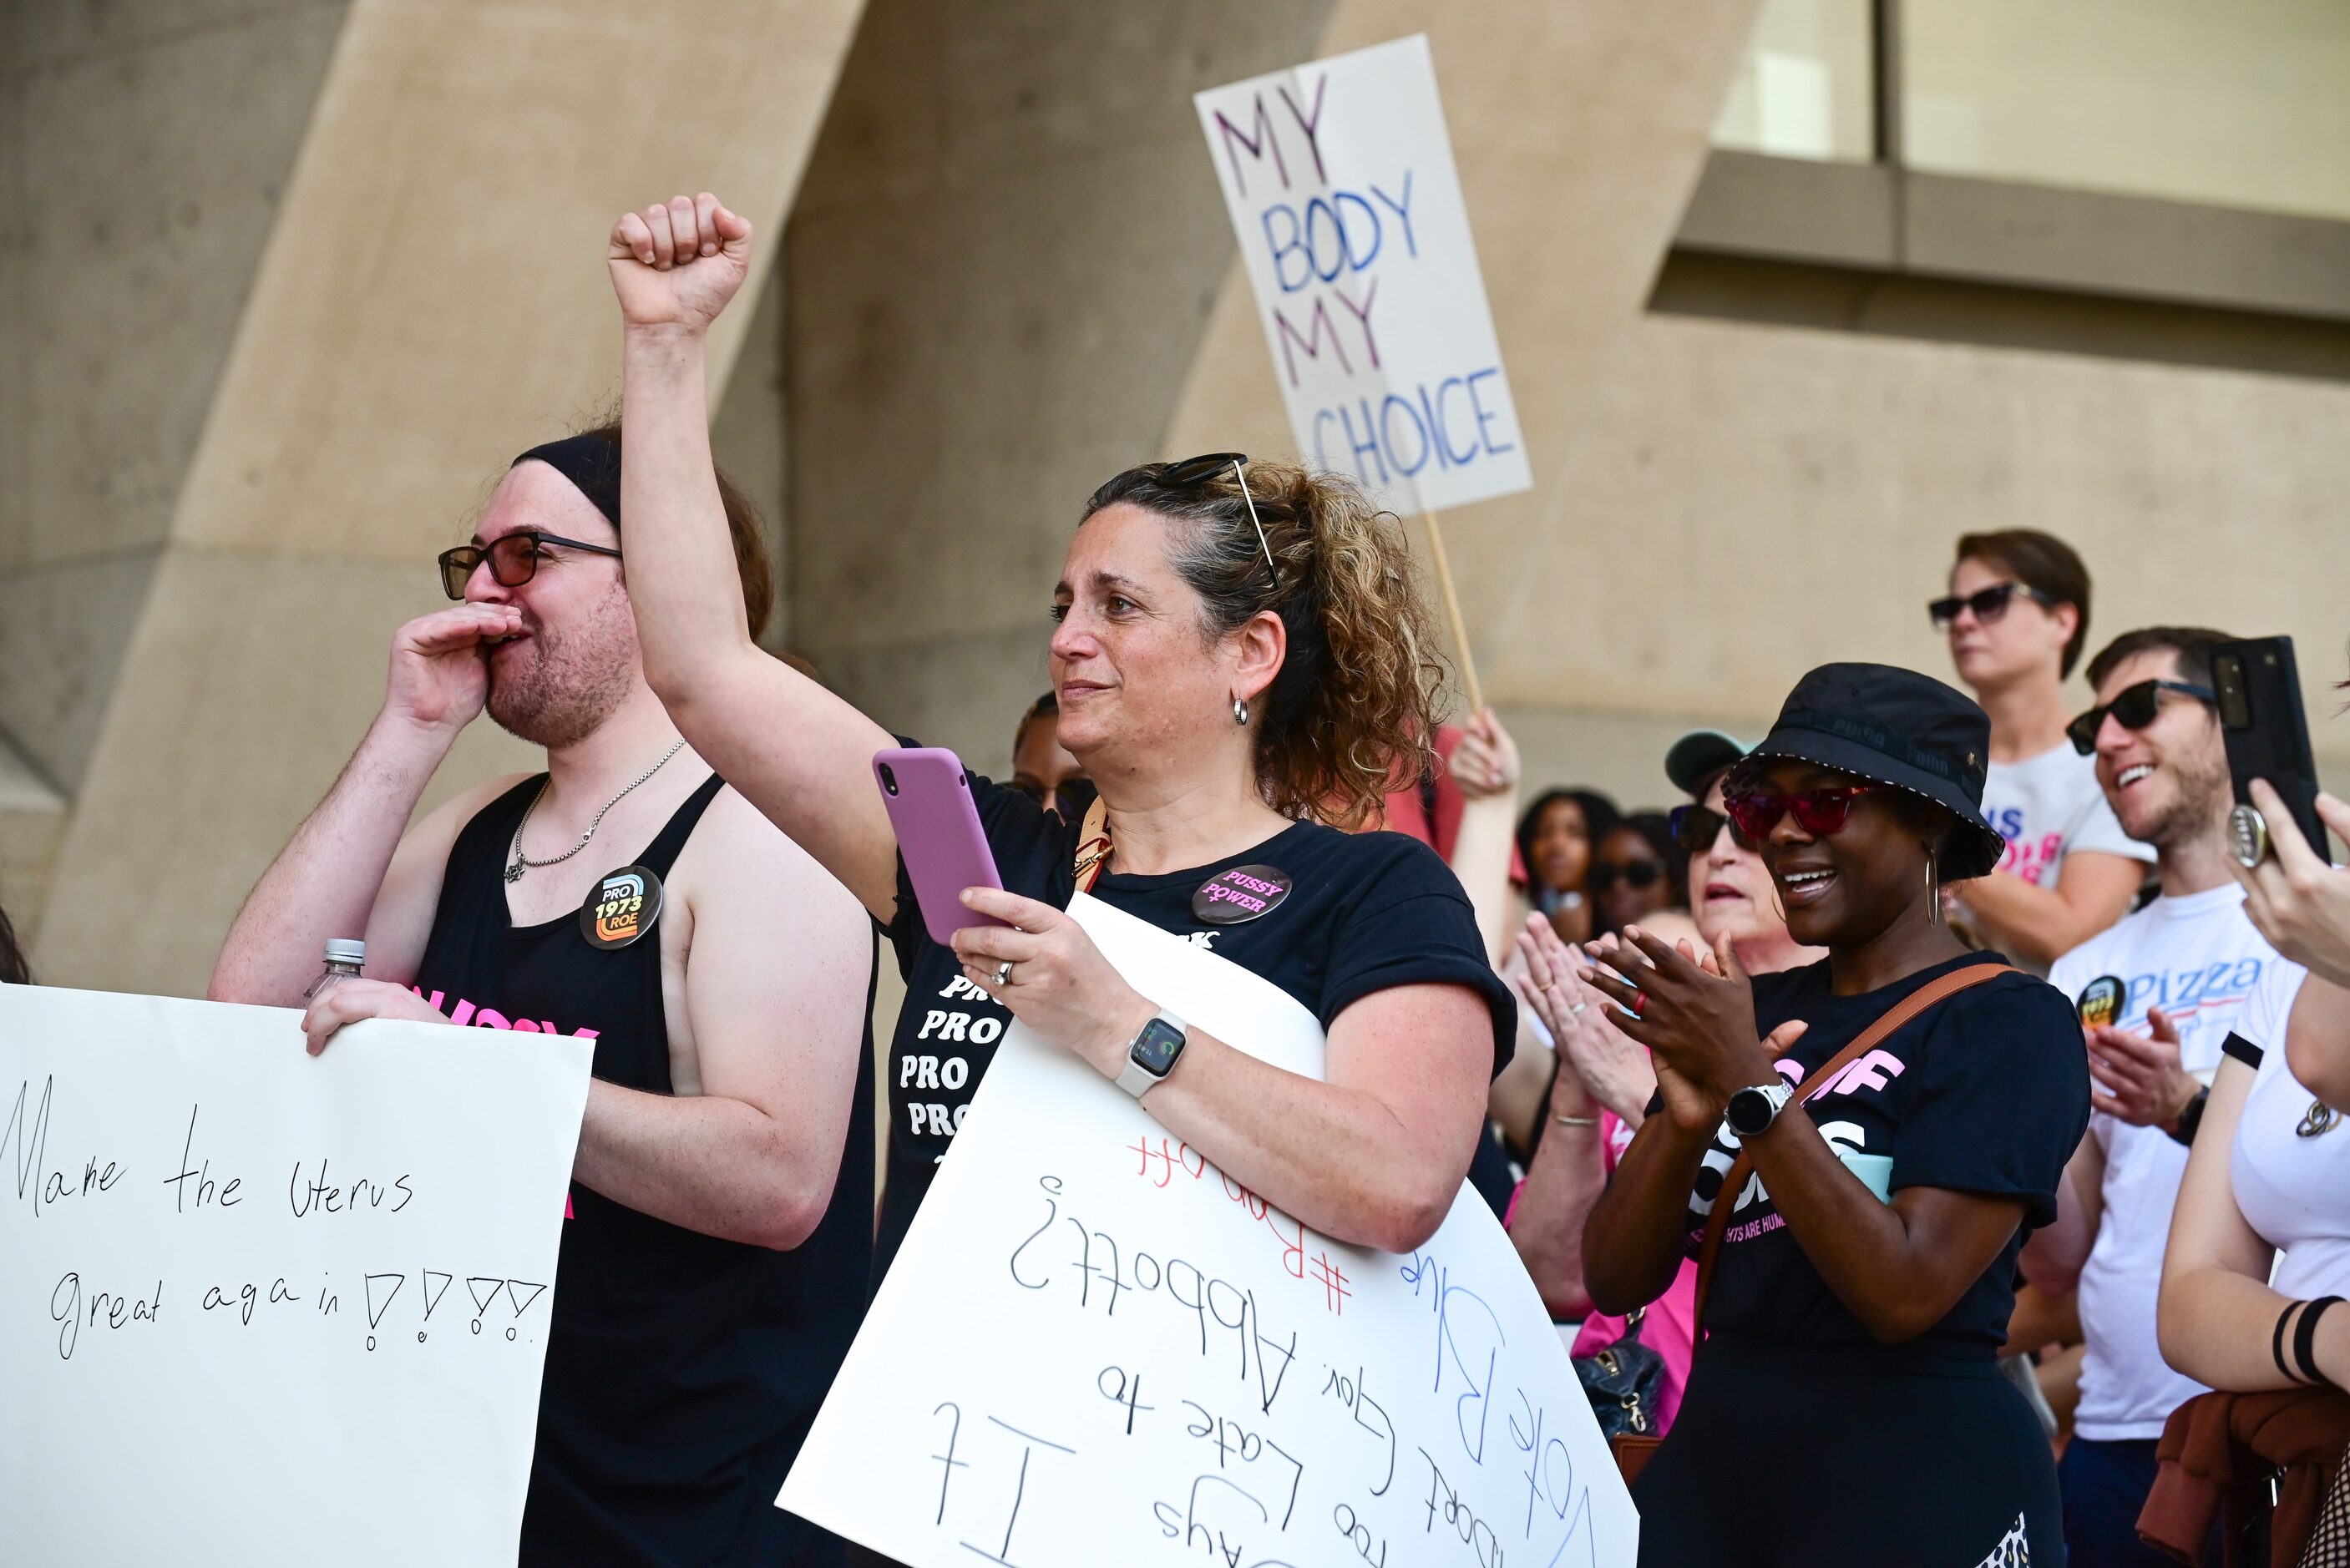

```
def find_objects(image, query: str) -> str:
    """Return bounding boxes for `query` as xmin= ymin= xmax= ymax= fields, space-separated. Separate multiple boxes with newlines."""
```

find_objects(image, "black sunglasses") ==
xmin=1669 ymin=803 xmax=1756 ymax=854
xmin=1007 ymin=776 xmax=1089 ymax=817
xmin=438 ymin=530 xmax=622 ymax=600
xmin=1588 ymin=859 xmax=1666 ymax=894
xmin=1928 ymin=581 xmax=2059 ymax=631
xmin=2067 ymin=679 xmax=2218 ymax=756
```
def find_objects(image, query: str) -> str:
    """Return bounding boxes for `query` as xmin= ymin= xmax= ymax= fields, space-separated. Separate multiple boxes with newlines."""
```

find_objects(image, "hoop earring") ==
xmin=1926 ymin=850 xmax=1941 ymax=925
xmin=1233 ymin=695 xmax=1249 ymax=726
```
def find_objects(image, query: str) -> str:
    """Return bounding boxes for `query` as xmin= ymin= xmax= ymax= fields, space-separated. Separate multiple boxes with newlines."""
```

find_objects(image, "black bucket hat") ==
xmin=1735 ymin=663 xmax=2007 ymax=881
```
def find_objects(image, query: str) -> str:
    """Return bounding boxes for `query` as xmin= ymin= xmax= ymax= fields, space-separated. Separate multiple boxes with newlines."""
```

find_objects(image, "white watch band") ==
xmin=1115 ymin=1009 xmax=1188 ymax=1099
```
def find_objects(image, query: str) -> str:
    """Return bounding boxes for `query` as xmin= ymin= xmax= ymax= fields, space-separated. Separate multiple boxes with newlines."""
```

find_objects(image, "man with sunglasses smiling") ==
xmin=1937 ymin=530 xmax=2154 ymax=971
xmin=210 ymin=427 xmax=879 ymax=1566
xmin=2016 ymin=626 xmax=2278 ymax=1568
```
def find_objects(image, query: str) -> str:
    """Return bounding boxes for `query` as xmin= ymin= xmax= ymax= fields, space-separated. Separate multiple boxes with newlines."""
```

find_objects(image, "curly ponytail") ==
xmin=1080 ymin=458 xmax=1446 ymax=827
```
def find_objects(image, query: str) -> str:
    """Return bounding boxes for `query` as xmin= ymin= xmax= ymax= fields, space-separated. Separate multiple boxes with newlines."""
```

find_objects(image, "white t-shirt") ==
xmin=1982 ymin=742 xmax=2155 ymax=890
xmin=2049 ymin=883 xmax=2283 ymax=1442
xmin=2229 ymin=961 xmax=2350 ymax=1300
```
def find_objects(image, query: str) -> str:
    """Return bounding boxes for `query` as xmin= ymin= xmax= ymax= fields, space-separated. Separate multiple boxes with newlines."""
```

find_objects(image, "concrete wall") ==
xmin=29 ymin=0 xmax=868 ymax=994
xmin=0 ymin=1 xmax=353 ymax=938
xmin=784 ymin=0 xmax=1339 ymax=771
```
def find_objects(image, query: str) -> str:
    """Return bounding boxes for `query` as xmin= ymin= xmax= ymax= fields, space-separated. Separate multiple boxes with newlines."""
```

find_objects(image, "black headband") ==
xmin=512 ymin=433 xmax=622 ymax=530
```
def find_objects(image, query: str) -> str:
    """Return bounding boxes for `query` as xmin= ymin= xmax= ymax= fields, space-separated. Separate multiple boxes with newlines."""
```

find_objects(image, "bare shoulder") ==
xmin=403 ymin=771 xmax=536 ymax=854
xmin=673 ymin=784 xmax=865 ymax=928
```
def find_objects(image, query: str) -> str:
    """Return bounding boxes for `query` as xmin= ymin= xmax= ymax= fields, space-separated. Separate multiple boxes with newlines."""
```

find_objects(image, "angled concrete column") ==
xmin=37 ymin=0 xmax=864 ymax=994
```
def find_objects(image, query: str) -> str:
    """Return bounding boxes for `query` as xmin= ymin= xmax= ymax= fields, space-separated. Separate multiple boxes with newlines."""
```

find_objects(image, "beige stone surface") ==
xmin=0 ymin=0 xmax=350 ymax=787
xmin=35 ymin=0 xmax=869 ymax=994
xmin=786 ymin=0 xmax=1340 ymax=769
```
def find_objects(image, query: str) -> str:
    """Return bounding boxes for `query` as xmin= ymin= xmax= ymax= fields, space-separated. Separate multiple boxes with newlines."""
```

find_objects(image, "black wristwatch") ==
xmin=1725 ymin=1080 xmax=1794 ymax=1140
xmin=1115 ymin=1008 xmax=1188 ymax=1098
xmin=2166 ymin=1086 xmax=2211 ymax=1149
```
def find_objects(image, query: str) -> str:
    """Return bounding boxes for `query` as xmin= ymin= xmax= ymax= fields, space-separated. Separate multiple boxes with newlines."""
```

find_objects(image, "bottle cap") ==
xmin=323 ymin=938 xmax=367 ymax=966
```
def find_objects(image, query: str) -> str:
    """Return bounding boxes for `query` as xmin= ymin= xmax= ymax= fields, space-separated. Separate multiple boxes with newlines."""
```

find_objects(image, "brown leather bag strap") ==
xmin=1688 ymin=963 xmax=2017 ymax=1341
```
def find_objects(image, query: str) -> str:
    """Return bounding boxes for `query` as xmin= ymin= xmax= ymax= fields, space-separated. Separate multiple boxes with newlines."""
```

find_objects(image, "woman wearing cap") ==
xmin=604 ymin=192 xmax=1513 ymax=1284
xmin=1581 ymin=664 xmax=2089 ymax=1565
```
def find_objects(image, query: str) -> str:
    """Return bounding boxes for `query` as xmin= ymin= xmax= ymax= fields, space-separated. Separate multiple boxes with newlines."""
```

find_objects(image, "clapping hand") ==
xmin=2084 ymin=1005 xmax=2201 ymax=1130
xmin=1573 ymin=925 xmax=1809 ymax=1136
xmin=1514 ymin=914 xmax=1655 ymax=1125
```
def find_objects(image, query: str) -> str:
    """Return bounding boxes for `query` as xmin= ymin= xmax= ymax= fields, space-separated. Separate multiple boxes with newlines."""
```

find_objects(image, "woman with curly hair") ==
xmin=604 ymin=191 xmax=1515 ymax=1282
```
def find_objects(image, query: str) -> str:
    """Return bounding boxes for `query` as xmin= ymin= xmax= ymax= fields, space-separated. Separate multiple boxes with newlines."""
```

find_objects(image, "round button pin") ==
xmin=2075 ymin=974 xmax=2125 ymax=1029
xmin=1192 ymin=865 xmax=1292 ymax=925
xmin=580 ymin=864 xmax=664 ymax=950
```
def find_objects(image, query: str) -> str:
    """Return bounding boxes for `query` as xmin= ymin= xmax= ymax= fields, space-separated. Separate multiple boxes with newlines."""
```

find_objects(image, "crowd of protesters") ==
xmin=6 ymin=189 xmax=2347 ymax=1568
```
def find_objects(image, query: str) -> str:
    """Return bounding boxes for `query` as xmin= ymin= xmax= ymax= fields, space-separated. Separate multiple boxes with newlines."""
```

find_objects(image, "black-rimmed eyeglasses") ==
xmin=438 ymin=530 xmax=622 ymax=600
xmin=2067 ymin=679 xmax=2217 ymax=756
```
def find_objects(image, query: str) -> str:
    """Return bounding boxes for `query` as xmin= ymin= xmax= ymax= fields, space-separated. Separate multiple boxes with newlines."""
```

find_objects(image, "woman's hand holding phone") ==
xmin=2235 ymin=778 xmax=2350 ymax=990
xmin=949 ymin=888 xmax=1156 ymax=1080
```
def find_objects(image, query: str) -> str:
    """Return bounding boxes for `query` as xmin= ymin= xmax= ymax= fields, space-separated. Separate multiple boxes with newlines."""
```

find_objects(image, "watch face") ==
xmin=1726 ymin=1086 xmax=1776 ymax=1138
xmin=1131 ymin=1017 xmax=1187 ymax=1077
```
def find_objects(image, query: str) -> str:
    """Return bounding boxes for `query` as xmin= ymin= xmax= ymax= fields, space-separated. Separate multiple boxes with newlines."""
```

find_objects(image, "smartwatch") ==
xmin=1725 ymin=1080 xmax=1794 ymax=1140
xmin=1115 ymin=1008 xmax=1189 ymax=1098
xmin=2166 ymin=1085 xmax=2211 ymax=1149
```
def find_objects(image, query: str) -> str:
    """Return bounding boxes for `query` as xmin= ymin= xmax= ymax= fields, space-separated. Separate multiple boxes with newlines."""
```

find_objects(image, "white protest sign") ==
xmin=1196 ymin=34 xmax=1533 ymax=517
xmin=782 ymin=895 xmax=1637 ymax=1567
xmin=0 ymin=984 xmax=592 ymax=1566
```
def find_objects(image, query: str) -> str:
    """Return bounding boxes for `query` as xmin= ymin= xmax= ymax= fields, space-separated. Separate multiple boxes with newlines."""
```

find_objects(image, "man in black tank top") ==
xmin=211 ymin=430 xmax=875 ymax=1566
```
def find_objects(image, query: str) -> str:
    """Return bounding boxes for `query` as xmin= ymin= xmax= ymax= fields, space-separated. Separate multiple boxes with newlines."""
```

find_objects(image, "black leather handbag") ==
xmin=1573 ymin=1307 xmax=1667 ymax=1444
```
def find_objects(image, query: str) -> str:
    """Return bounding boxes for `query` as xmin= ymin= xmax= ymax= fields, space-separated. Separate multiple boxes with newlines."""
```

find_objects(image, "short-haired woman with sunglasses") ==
xmin=1580 ymin=663 xmax=2090 ymax=1565
xmin=604 ymin=193 xmax=1514 ymax=1289
xmin=1939 ymin=529 xmax=2152 ymax=969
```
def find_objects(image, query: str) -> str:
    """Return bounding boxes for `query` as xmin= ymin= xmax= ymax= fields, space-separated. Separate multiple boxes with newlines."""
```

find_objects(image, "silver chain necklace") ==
xmin=505 ymin=739 xmax=687 ymax=884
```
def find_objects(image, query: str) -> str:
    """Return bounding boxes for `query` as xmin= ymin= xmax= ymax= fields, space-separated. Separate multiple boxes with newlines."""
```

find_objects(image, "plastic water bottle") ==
xmin=301 ymin=938 xmax=366 ymax=1002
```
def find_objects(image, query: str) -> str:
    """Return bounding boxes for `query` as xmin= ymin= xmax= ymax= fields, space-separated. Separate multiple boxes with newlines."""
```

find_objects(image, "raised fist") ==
xmin=607 ymin=192 xmax=753 ymax=334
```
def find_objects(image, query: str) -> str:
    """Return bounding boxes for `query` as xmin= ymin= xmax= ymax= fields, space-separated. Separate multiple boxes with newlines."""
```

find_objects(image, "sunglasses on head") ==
xmin=1588 ymin=858 xmax=1666 ymax=893
xmin=2066 ymin=679 xmax=2217 ymax=756
xmin=1723 ymin=783 xmax=1889 ymax=842
xmin=438 ymin=530 xmax=621 ymax=600
xmin=1670 ymin=803 xmax=1757 ymax=854
xmin=1928 ymin=581 xmax=2058 ymax=631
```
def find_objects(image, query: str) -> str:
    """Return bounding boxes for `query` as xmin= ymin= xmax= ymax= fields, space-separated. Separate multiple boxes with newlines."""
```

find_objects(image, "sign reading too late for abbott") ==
xmin=1195 ymin=35 xmax=1532 ymax=516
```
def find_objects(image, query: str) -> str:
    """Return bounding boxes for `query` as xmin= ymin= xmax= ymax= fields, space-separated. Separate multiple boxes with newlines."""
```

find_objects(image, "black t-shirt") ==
xmin=876 ymin=766 xmax=1516 ymax=1280
xmin=1684 ymin=950 xmax=2088 ymax=1358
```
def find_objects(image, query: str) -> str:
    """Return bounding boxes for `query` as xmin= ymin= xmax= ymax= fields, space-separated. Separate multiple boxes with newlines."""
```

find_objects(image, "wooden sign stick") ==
xmin=1421 ymin=506 xmax=1484 ymax=716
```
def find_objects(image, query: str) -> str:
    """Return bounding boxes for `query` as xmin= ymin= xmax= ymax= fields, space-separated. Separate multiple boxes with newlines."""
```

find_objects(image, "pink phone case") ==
xmin=873 ymin=747 xmax=1010 ymax=948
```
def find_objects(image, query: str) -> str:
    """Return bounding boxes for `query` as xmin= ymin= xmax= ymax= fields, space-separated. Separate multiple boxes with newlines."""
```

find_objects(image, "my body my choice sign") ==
xmin=1196 ymin=35 xmax=1532 ymax=516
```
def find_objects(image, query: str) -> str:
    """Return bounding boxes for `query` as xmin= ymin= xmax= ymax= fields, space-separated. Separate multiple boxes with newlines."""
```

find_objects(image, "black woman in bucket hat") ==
xmin=1578 ymin=664 xmax=2089 ymax=1565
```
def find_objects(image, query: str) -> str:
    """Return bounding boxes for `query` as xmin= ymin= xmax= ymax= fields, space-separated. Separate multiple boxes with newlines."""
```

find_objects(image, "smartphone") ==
xmin=873 ymin=746 xmax=1010 ymax=948
xmin=2211 ymin=636 xmax=2334 ymax=863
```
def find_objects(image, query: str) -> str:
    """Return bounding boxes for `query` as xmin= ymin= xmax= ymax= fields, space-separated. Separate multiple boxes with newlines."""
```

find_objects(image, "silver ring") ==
xmin=994 ymin=959 xmax=1015 ymax=988
xmin=1570 ymin=1001 xmax=1588 ymax=1016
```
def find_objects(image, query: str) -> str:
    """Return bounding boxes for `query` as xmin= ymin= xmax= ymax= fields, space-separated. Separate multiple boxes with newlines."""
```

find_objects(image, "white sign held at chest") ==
xmin=1195 ymin=34 xmax=1533 ymax=517
xmin=781 ymin=894 xmax=1638 ymax=1566
xmin=0 ymin=984 xmax=591 ymax=1565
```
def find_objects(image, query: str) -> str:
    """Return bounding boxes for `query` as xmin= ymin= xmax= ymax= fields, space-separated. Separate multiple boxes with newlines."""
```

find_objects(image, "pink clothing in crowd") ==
xmin=1557 ymin=1110 xmax=1699 ymax=1434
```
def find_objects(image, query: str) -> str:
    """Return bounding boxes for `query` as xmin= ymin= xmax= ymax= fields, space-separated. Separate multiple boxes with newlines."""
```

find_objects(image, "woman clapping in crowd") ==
xmin=1580 ymin=665 xmax=2088 ymax=1565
